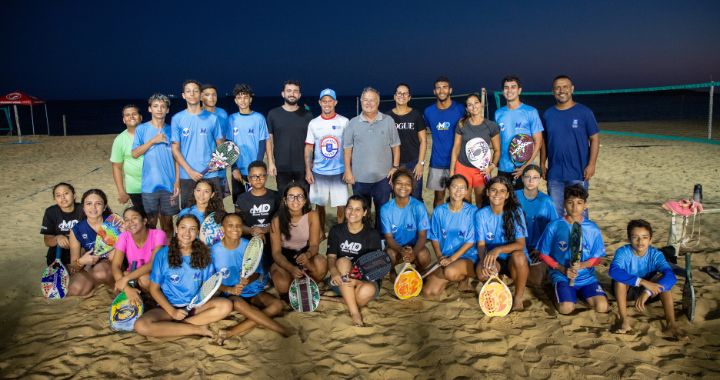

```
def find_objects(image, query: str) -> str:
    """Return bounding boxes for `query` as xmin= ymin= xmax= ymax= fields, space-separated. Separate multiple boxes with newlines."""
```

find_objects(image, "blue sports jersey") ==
xmin=428 ymin=203 xmax=478 ymax=262
xmin=305 ymin=114 xmax=349 ymax=175
xmin=72 ymin=220 xmax=97 ymax=252
xmin=211 ymin=239 xmax=269 ymax=298
xmin=494 ymin=103 xmax=543 ymax=172
xmin=609 ymin=245 xmax=676 ymax=291
xmin=170 ymin=110 xmax=224 ymax=180
xmin=178 ymin=206 xmax=205 ymax=225
xmin=380 ymin=197 xmax=430 ymax=246
xmin=515 ymin=190 xmax=559 ymax=250
xmin=537 ymin=218 xmax=606 ymax=287
xmin=226 ymin=112 xmax=269 ymax=176
xmin=424 ymin=101 xmax=465 ymax=168
xmin=211 ymin=107 xmax=228 ymax=120
xmin=542 ymin=103 xmax=599 ymax=181
xmin=149 ymin=246 xmax=216 ymax=307
xmin=133 ymin=121 xmax=176 ymax=193
xmin=475 ymin=206 xmax=528 ymax=260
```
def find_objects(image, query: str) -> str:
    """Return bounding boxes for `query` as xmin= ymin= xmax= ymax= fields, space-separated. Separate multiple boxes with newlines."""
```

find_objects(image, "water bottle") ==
xmin=693 ymin=184 xmax=702 ymax=203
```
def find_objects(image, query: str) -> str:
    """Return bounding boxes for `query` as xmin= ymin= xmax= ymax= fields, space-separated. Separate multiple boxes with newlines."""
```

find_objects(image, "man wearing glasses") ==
xmin=343 ymin=87 xmax=401 ymax=227
xmin=388 ymin=83 xmax=427 ymax=200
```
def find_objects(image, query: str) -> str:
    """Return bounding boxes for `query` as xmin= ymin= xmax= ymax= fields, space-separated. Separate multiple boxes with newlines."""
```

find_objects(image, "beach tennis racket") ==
xmin=109 ymin=261 xmax=144 ymax=332
xmin=393 ymin=263 xmax=423 ymax=300
xmin=240 ymin=236 xmax=264 ymax=278
xmin=93 ymin=213 xmax=124 ymax=257
xmin=466 ymin=137 xmax=491 ymax=170
xmin=568 ymin=222 xmax=583 ymax=287
xmin=289 ymin=275 xmax=320 ymax=312
xmin=508 ymin=133 xmax=534 ymax=167
xmin=351 ymin=250 xmax=392 ymax=282
xmin=41 ymin=245 xmax=69 ymax=300
xmin=200 ymin=141 xmax=240 ymax=175
xmin=682 ymin=251 xmax=696 ymax=321
xmin=421 ymin=263 xmax=442 ymax=279
xmin=478 ymin=274 xmax=513 ymax=317
xmin=186 ymin=272 xmax=222 ymax=312
xmin=199 ymin=212 xmax=224 ymax=246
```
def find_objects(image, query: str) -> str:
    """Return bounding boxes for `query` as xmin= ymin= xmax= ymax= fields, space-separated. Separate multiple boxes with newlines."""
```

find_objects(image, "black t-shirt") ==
xmin=327 ymin=223 xmax=381 ymax=262
xmin=235 ymin=189 xmax=278 ymax=231
xmin=40 ymin=203 xmax=82 ymax=265
xmin=387 ymin=109 xmax=427 ymax=164
xmin=267 ymin=107 xmax=313 ymax=172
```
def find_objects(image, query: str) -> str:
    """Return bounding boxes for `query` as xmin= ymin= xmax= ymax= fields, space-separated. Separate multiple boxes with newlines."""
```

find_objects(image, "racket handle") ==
xmin=55 ymin=245 xmax=62 ymax=260
xmin=569 ymin=279 xmax=575 ymax=287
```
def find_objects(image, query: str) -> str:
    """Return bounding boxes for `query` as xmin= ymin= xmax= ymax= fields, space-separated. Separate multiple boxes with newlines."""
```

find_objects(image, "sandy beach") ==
xmin=0 ymin=126 xmax=719 ymax=379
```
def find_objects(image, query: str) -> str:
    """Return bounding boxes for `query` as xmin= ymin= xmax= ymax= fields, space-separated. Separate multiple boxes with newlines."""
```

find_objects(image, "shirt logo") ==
xmin=320 ymin=136 xmax=340 ymax=159
xmin=458 ymin=230 xmax=467 ymax=238
xmin=193 ymin=272 xmax=202 ymax=281
xmin=81 ymin=233 xmax=88 ymax=240
xmin=219 ymin=267 xmax=230 ymax=279
xmin=58 ymin=219 xmax=78 ymax=232
xmin=436 ymin=121 xmax=451 ymax=131
xmin=558 ymin=240 xmax=568 ymax=251
xmin=250 ymin=204 xmax=271 ymax=215
xmin=182 ymin=127 xmax=190 ymax=137
xmin=199 ymin=128 xmax=207 ymax=135
xmin=391 ymin=224 xmax=399 ymax=234
xmin=485 ymin=232 xmax=494 ymax=241
xmin=396 ymin=122 xmax=415 ymax=130
xmin=233 ymin=126 xmax=239 ymax=136
xmin=170 ymin=274 xmax=181 ymax=284
xmin=248 ymin=128 xmax=254 ymax=134
xmin=572 ymin=119 xmax=579 ymax=129
xmin=499 ymin=123 xmax=505 ymax=132
xmin=405 ymin=223 xmax=416 ymax=231
xmin=340 ymin=241 xmax=362 ymax=254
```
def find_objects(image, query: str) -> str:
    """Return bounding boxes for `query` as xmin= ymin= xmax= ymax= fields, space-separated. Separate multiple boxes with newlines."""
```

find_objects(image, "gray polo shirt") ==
xmin=343 ymin=112 xmax=401 ymax=183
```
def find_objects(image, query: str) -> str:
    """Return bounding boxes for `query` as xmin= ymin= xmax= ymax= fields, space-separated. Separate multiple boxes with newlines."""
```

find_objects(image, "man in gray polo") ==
xmin=343 ymin=87 xmax=401 ymax=227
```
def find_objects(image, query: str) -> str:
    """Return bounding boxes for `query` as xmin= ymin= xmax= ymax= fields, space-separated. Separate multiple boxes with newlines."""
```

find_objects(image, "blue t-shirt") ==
xmin=609 ymin=245 xmax=676 ymax=291
xmin=226 ymin=111 xmax=269 ymax=176
xmin=72 ymin=220 xmax=97 ymax=252
xmin=210 ymin=107 xmax=228 ymax=120
xmin=474 ymin=206 xmax=528 ymax=260
xmin=178 ymin=206 xmax=205 ymax=225
xmin=149 ymin=246 xmax=216 ymax=307
xmin=494 ymin=103 xmax=544 ymax=172
xmin=515 ymin=190 xmax=559 ymax=251
xmin=305 ymin=114 xmax=349 ymax=175
xmin=537 ymin=218 xmax=606 ymax=287
xmin=424 ymin=101 xmax=465 ymax=169
xmin=211 ymin=239 xmax=269 ymax=298
xmin=428 ymin=202 xmax=478 ymax=262
xmin=132 ymin=121 xmax=175 ymax=193
xmin=542 ymin=103 xmax=599 ymax=181
xmin=170 ymin=109 xmax=224 ymax=180
xmin=380 ymin=197 xmax=430 ymax=246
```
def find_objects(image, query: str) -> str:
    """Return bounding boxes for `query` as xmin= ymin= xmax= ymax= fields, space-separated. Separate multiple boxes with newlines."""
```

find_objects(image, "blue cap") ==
xmin=319 ymin=88 xmax=336 ymax=100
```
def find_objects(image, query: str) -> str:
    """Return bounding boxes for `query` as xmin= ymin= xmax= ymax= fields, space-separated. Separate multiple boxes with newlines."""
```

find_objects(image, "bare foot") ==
xmin=281 ymin=326 xmax=296 ymax=338
xmin=458 ymin=278 xmax=474 ymax=293
xmin=350 ymin=312 xmax=364 ymax=327
xmin=511 ymin=296 xmax=524 ymax=311
xmin=199 ymin=325 xmax=214 ymax=338
xmin=665 ymin=323 xmax=690 ymax=340
xmin=613 ymin=319 xmax=633 ymax=334
xmin=212 ymin=329 xmax=228 ymax=345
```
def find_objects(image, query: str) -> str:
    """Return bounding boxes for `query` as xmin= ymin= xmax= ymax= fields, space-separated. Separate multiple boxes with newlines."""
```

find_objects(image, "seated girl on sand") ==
xmin=178 ymin=179 xmax=225 ymax=227
xmin=269 ymin=182 xmax=327 ymax=298
xmin=211 ymin=213 xmax=291 ymax=344
xmin=327 ymin=195 xmax=383 ymax=326
xmin=67 ymin=189 xmax=115 ymax=297
xmin=537 ymin=184 xmax=608 ymax=315
xmin=515 ymin=164 xmax=558 ymax=258
xmin=111 ymin=206 xmax=168 ymax=303
xmin=134 ymin=214 xmax=232 ymax=338
xmin=423 ymin=175 xmax=478 ymax=298
xmin=609 ymin=219 xmax=688 ymax=339
xmin=475 ymin=176 xmax=530 ymax=311
xmin=41 ymin=182 xmax=82 ymax=267
xmin=380 ymin=169 xmax=432 ymax=271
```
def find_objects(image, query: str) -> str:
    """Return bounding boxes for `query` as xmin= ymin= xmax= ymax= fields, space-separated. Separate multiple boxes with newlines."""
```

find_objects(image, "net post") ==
xmin=709 ymin=85 xmax=714 ymax=140
xmin=356 ymin=96 xmax=359 ymax=116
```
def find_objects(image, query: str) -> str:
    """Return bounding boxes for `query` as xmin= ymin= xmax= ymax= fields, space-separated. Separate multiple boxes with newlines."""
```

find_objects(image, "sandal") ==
xmin=700 ymin=266 xmax=720 ymax=281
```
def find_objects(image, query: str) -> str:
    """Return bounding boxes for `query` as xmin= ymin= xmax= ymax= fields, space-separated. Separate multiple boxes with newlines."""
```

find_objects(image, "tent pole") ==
xmin=45 ymin=104 xmax=50 ymax=135
xmin=13 ymin=105 xmax=22 ymax=143
xmin=30 ymin=104 xmax=36 ymax=136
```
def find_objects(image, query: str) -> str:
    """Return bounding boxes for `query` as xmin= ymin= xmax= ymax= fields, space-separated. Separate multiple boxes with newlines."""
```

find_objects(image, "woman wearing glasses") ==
xmin=269 ymin=182 xmax=327 ymax=298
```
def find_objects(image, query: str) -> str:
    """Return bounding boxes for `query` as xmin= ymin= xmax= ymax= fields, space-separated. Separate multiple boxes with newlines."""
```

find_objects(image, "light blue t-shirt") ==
xmin=537 ymin=218 xmax=606 ymax=287
xmin=428 ymin=202 xmax=478 ymax=263
xmin=609 ymin=245 xmax=676 ymax=291
xmin=515 ymin=190 xmax=559 ymax=250
xmin=380 ymin=197 xmax=430 ymax=246
xmin=494 ymin=103 xmax=544 ymax=172
xmin=211 ymin=239 xmax=269 ymax=298
xmin=178 ymin=205 xmax=205 ymax=225
xmin=474 ymin=206 xmax=528 ymax=260
xmin=305 ymin=114 xmax=349 ymax=175
xmin=170 ymin=109 xmax=224 ymax=179
xmin=133 ymin=121 xmax=175 ymax=193
xmin=226 ymin=111 xmax=269 ymax=176
xmin=149 ymin=246 xmax=216 ymax=307
xmin=424 ymin=101 xmax=465 ymax=169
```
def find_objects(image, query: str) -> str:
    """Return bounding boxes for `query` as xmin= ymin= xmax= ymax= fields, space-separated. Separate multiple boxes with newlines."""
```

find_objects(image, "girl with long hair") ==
xmin=178 ymin=179 xmax=225 ymax=226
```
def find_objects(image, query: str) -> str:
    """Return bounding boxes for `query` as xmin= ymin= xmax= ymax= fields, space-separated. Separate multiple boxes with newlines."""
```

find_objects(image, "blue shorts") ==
xmin=554 ymin=281 xmax=606 ymax=304
xmin=142 ymin=191 xmax=178 ymax=216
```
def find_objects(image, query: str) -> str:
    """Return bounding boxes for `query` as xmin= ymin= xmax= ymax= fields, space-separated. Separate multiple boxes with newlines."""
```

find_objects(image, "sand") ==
xmin=0 ymin=127 xmax=719 ymax=379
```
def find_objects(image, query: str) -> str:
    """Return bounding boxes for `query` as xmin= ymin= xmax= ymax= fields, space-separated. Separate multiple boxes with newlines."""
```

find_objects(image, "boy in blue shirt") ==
xmin=609 ymin=219 xmax=688 ymax=339
xmin=537 ymin=184 xmax=608 ymax=314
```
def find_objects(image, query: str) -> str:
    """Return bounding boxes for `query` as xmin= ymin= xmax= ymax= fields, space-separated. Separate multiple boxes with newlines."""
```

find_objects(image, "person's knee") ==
xmin=134 ymin=317 xmax=151 ymax=336
xmin=444 ymin=268 xmax=464 ymax=282
xmin=594 ymin=297 xmax=609 ymax=313
xmin=265 ymin=299 xmax=284 ymax=316
xmin=557 ymin=302 xmax=575 ymax=315
xmin=511 ymin=251 xmax=528 ymax=269
xmin=216 ymin=299 xmax=233 ymax=317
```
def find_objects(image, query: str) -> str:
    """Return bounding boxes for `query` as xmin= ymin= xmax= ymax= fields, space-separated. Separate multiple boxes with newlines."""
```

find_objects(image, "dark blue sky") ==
xmin=2 ymin=1 xmax=719 ymax=99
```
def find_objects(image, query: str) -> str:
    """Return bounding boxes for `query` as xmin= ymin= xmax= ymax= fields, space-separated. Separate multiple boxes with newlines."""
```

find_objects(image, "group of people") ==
xmin=39 ymin=75 xmax=687 ymax=341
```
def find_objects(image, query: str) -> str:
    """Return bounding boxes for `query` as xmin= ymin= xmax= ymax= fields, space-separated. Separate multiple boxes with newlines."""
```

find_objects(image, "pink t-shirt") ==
xmin=115 ymin=228 xmax=167 ymax=267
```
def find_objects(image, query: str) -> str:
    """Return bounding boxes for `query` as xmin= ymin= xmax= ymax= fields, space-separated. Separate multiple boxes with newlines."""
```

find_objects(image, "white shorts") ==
xmin=426 ymin=167 xmax=450 ymax=191
xmin=309 ymin=173 xmax=349 ymax=207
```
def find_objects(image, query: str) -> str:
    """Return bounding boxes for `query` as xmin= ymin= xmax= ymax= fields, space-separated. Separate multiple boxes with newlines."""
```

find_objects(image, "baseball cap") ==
xmin=319 ymin=88 xmax=336 ymax=100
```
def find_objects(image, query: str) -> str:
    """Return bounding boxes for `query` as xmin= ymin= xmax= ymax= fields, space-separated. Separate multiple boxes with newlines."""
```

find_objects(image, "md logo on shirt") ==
xmin=340 ymin=241 xmax=362 ymax=254
xmin=58 ymin=220 xmax=78 ymax=232
xmin=250 ymin=204 xmax=271 ymax=215
xmin=405 ymin=223 xmax=416 ymax=231
xmin=436 ymin=121 xmax=451 ymax=131
xmin=199 ymin=128 xmax=207 ymax=135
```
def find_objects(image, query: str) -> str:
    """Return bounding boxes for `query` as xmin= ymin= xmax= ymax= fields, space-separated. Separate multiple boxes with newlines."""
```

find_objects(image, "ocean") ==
xmin=1 ymin=91 xmax=716 ymax=136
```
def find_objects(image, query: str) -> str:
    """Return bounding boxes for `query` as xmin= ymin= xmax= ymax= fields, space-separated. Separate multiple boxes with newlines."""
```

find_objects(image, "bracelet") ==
xmin=644 ymin=289 xmax=653 ymax=297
